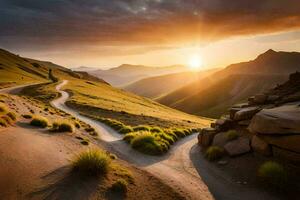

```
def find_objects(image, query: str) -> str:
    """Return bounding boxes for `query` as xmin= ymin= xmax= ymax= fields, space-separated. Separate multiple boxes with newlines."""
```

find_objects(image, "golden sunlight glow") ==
xmin=188 ymin=54 xmax=203 ymax=71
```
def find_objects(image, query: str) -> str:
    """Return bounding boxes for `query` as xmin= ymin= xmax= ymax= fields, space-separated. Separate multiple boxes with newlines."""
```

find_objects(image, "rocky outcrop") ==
xmin=198 ymin=72 xmax=300 ymax=163
xmin=249 ymin=104 xmax=300 ymax=135
xmin=198 ymin=128 xmax=217 ymax=147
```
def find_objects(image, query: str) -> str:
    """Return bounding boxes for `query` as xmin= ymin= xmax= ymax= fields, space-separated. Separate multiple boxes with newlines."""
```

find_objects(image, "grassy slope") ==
xmin=158 ymin=50 xmax=300 ymax=118
xmin=0 ymin=48 xmax=211 ymax=128
xmin=63 ymin=78 xmax=212 ymax=128
xmin=123 ymin=69 xmax=218 ymax=99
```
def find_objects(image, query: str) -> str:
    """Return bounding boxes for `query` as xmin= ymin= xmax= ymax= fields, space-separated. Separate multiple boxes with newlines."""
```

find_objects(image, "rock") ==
xmin=217 ymin=160 xmax=228 ymax=165
xmin=253 ymin=94 xmax=267 ymax=104
xmin=273 ymin=146 xmax=300 ymax=164
xmin=198 ymin=128 xmax=217 ymax=147
xmin=249 ymin=104 xmax=300 ymax=135
xmin=234 ymin=107 xmax=261 ymax=121
xmin=238 ymin=120 xmax=251 ymax=126
xmin=259 ymin=135 xmax=300 ymax=153
xmin=212 ymin=132 xmax=228 ymax=147
xmin=215 ymin=118 xmax=234 ymax=131
xmin=229 ymin=107 xmax=241 ymax=120
xmin=267 ymin=95 xmax=280 ymax=102
xmin=251 ymin=135 xmax=272 ymax=156
xmin=248 ymin=96 xmax=255 ymax=105
xmin=224 ymin=137 xmax=251 ymax=156
xmin=210 ymin=122 xmax=216 ymax=128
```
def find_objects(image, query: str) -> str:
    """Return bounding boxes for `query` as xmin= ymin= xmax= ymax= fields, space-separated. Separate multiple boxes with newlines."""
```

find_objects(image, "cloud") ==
xmin=1 ymin=0 xmax=300 ymax=52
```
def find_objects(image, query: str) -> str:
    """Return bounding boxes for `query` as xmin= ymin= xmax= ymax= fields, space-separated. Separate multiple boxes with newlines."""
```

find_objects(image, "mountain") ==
xmin=89 ymin=64 xmax=188 ymax=86
xmin=71 ymin=66 xmax=98 ymax=71
xmin=158 ymin=50 xmax=300 ymax=118
xmin=123 ymin=68 xmax=219 ymax=99
xmin=0 ymin=48 xmax=210 ymax=128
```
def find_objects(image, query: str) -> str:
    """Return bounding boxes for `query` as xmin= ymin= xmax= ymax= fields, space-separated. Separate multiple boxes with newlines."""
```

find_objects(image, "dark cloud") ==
xmin=1 ymin=0 xmax=300 ymax=51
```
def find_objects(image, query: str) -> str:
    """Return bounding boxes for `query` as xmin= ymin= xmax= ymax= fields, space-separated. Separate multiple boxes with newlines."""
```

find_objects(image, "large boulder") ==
xmin=233 ymin=107 xmax=261 ymax=121
xmin=198 ymin=128 xmax=217 ymax=147
xmin=212 ymin=132 xmax=228 ymax=147
xmin=249 ymin=104 xmax=300 ymax=135
xmin=224 ymin=137 xmax=251 ymax=156
xmin=259 ymin=135 xmax=300 ymax=153
xmin=273 ymin=146 xmax=300 ymax=164
xmin=251 ymin=135 xmax=272 ymax=156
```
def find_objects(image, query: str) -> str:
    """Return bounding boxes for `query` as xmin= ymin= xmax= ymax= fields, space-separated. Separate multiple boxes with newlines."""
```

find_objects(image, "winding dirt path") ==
xmin=51 ymin=80 xmax=213 ymax=200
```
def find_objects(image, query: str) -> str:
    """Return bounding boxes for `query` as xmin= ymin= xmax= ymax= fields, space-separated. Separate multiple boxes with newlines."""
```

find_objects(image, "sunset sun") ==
xmin=188 ymin=55 xmax=203 ymax=71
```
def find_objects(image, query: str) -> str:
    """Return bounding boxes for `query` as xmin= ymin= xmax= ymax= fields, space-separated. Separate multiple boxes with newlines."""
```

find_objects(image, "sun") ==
xmin=188 ymin=54 xmax=203 ymax=71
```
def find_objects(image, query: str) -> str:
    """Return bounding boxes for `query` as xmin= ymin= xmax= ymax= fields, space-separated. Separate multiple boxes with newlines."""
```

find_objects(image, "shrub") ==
xmin=51 ymin=121 xmax=73 ymax=132
xmin=172 ymin=128 xmax=186 ymax=138
xmin=0 ymin=104 xmax=7 ymax=113
xmin=22 ymin=114 xmax=32 ymax=119
xmin=123 ymin=132 xmax=139 ymax=143
xmin=85 ymin=127 xmax=95 ymax=132
xmin=30 ymin=116 xmax=49 ymax=128
xmin=119 ymin=126 xmax=133 ymax=134
xmin=1 ymin=115 xmax=13 ymax=124
xmin=205 ymin=146 xmax=224 ymax=161
xmin=0 ymin=118 xmax=7 ymax=127
xmin=6 ymin=112 xmax=16 ymax=121
xmin=226 ymin=130 xmax=239 ymax=141
xmin=130 ymin=132 xmax=163 ymax=155
xmin=258 ymin=161 xmax=287 ymax=188
xmin=133 ymin=125 xmax=150 ymax=132
xmin=150 ymin=127 xmax=163 ymax=133
xmin=72 ymin=149 xmax=111 ymax=176
xmin=111 ymin=179 xmax=128 ymax=194
xmin=81 ymin=140 xmax=89 ymax=145
xmin=74 ymin=122 xmax=81 ymax=129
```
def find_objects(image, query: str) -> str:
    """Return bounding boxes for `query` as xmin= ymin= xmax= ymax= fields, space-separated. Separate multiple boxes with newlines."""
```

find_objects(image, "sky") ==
xmin=1 ymin=0 xmax=300 ymax=69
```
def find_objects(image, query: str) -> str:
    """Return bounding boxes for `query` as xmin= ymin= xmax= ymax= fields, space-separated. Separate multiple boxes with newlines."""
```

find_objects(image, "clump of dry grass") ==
xmin=30 ymin=116 xmax=49 ymax=128
xmin=51 ymin=121 xmax=74 ymax=132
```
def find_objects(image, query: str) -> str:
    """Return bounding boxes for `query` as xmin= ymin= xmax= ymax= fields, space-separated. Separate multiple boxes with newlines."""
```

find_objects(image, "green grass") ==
xmin=30 ymin=116 xmax=49 ymax=128
xmin=258 ymin=161 xmax=287 ymax=188
xmin=6 ymin=112 xmax=16 ymax=121
xmin=205 ymin=146 xmax=224 ymax=161
xmin=226 ymin=130 xmax=239 ymax=141
xmin=111 ymin=179 xmax=128 ymax=194
xmin=51 ymin=121 xmax=74 ymax=132
xmin=22 ymin=114 xmax=32 ymax=119
xmin=130 ymin=132 xmax=168 ymax=155
xmin=72 ymin=149 xmax=111 ymax=176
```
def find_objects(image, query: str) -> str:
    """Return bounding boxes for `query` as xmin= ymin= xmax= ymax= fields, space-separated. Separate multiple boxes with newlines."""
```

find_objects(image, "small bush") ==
xmin=172 ymin=128 xmax=186 ymax=138
xmin=22 ymin=114 xmax=32 ymax=119
xmin=123 ymin=132 xmax=139 ymax=143
xmin=6 ymin=112 xmax=16 ymax=121
xmin=1 ymin=115 xmax=13 ymax=124
xmin=205 ymin=146 xmax=224 ymax=161
xmin=0 ymin=118 xmax=7 ymax=127
xmin=150 ymin=127 xmax=163 ymax=133
xmin=130 ymin=132 xmax=163 ymax=155
xmin=119 ymin=126 xmax=133 ymax=134
xmin=258 ymin=161 xmax=287 ymax=188
xmin=72 ymin=149 xmax=111 ymax=176
xmin=30 ymin=116 xmax=49 ymax=128
xmin=74 ymin=122 xmax=81 ymax=129
xmin=111 ymin=179 xmax=128 ymax=194
xmin=81 ymin=140 xmax=89 ymax=145
xmin=51 ymin=121 xmax=73 ymax=132
xmin=85 ymin=127 xmax=95 ymax=132
xmin=0 ymin=104 xmax=7 ymax=113
xmin=226 ymin=130 xmax=239 ymax=141
xmin=133 ymin=125 xmax=150 ymax=132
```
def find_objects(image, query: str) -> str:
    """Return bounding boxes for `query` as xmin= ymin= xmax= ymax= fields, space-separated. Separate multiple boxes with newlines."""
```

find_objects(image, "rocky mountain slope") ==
xmin=158 ymin=50 xmax=300 ymax=118
xmin=88 ymin=64 xmax=188 ymax=86
xmin=123 ymin=69 xmax=218 ymax=99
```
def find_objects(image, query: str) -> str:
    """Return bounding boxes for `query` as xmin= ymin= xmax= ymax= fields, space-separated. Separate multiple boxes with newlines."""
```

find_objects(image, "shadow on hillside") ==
xmin=100 ymin=134 xmax=198 ymax=167
xmin=28 ymin=166 xmax=100 ymax=200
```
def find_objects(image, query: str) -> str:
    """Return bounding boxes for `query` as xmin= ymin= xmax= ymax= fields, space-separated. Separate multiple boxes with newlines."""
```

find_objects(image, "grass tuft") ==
xmin=6 ymin=112 xmax=16 ymax=121
xmin=30 ymin=116 xmax=49 ymax=128
xmin=0 ymin=104 xmax=8 ymax=113
xmin=22 ymin=114 xmax=32 ymax=119
xmin=130 ymin=132 xmax=164 ymax=155
xmin=72 ymin=149 xmax=111 ymax=176
xmin=258 ymin=161 xmax=287 ymax=188
xmin=205 ymin=146 xmax=224 ymax=161
xmin=226 ymin=130 xmax=239 ymax=141
xmin=51 ymin=121 xmax=74 ymax=132
xmin=111 ymin=179 xmax=128 ymax=194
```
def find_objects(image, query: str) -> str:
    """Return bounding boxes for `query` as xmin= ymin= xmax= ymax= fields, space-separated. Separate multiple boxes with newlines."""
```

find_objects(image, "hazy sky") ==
xmin=1 ymin=0 xmax=300 ymax=69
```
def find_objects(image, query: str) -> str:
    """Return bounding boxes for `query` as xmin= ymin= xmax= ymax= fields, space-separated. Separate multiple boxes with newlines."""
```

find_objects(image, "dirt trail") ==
xmin=52 ymin=80 xmax=213 ymax=200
